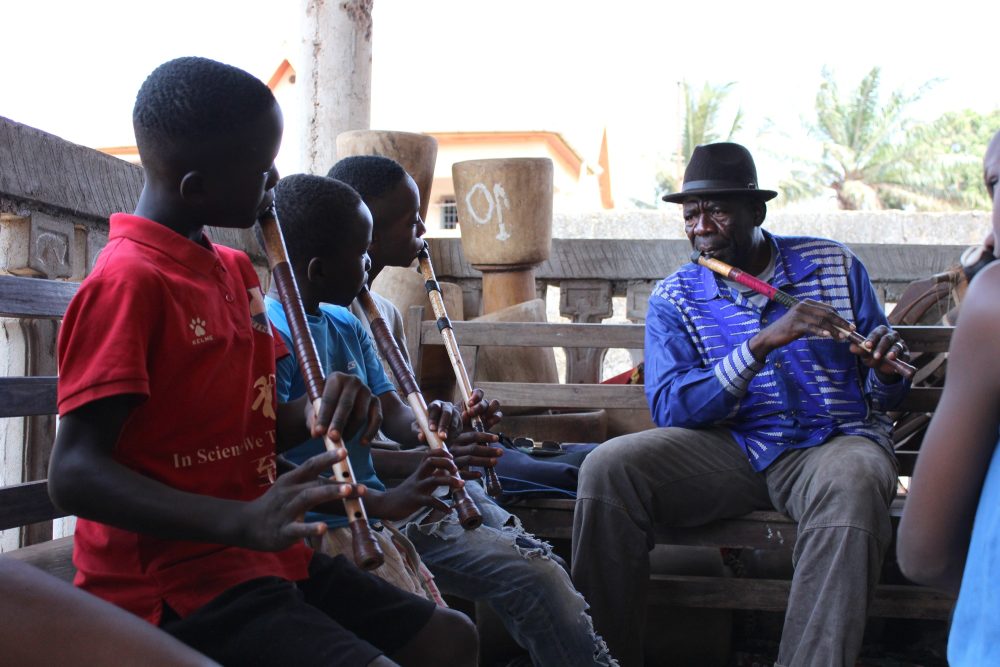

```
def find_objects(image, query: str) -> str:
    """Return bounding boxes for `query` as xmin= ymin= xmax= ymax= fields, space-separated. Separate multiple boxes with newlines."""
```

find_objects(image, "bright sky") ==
xmin=4 ymin=0 xmax=1000 ymax=207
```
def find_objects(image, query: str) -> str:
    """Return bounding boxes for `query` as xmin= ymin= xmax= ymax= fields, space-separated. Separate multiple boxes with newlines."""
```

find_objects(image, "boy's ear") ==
xmin=306 ymin=257 xmax=324 ymax=283
xmin=179 ymin=171 xmax=207 ymax=204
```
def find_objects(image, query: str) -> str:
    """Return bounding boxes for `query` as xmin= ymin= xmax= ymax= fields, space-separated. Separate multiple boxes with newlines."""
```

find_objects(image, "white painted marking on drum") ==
xmin=463 ymin=180 xmax=514 ymax=242
xmin=493 ymin=182 xmax=511 ymax=242
xmin=465 ymin=182 xmax=494 ymax=225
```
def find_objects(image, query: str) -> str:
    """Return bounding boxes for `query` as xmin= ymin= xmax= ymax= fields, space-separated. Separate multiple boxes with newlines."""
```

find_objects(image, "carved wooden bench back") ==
xmin=0 ymin=275 xmax=77 ymax=580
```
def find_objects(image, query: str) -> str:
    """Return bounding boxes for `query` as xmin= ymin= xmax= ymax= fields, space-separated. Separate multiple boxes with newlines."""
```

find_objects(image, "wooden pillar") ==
xmin=299 ymin=0 xmax=374 ymax=175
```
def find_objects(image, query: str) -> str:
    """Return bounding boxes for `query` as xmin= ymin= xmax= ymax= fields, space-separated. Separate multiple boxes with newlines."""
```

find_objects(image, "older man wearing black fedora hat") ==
xmin=572 ymin=142 xmax=911 ymax=666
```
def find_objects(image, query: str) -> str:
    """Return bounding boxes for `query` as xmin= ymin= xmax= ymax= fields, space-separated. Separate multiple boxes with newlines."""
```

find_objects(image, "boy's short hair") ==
xmin=327 ymin=156 xmax=407 ymax=204
xmin=273 ymin=174 xmax=365 ymax=268
xmin=133 ymin=56 xmax=275 ymax=169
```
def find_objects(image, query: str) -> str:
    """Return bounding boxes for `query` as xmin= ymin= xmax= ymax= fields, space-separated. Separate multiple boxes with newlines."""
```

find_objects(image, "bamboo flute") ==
xmin=357 ymin=287 xmax=483 ymax=529
xmin=692 ymin=251 xmax=916 ymax=379
xmin=416 ymin=243 xmax=503 ymax=497
xmin=257 ymin=205 xmax=384 ymax=570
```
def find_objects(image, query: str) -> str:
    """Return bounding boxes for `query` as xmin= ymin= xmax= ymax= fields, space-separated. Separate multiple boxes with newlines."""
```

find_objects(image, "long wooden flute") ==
xmin=257 ymin=205 xmax=385 ymax=570
xmin=357 ymin=287 xmax=483 ymax=529
xmin=416 ymin=243 xmax=503 ymax=497
xmin=692 ymin=251 xmax=916 ymax=379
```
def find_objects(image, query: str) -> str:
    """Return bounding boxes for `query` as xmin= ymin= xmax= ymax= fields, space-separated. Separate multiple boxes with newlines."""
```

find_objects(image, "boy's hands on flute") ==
xmin=463 ymin=388 xmax=503 ymax=430
xmin=51 ymin=394 xmax=364 ymax=554
xmin=449 ymin=434 xmax=503 ymax=480
xmin=365 ymin=450 xmax=464 ymax=521
xmin=449 ymin=389 xmax=504 ymax=478
xmin=277 ymin=371 xmax=382 ymax=452
xmin=240 ymin=448 xmax=365 ymax=551
xmin=422 ymin=400 xmax=465 ymax=443
xmin=314 ymin=371 xmax=383 ymax=445
xmin=420 ymin=389 xmax=502 ymax=444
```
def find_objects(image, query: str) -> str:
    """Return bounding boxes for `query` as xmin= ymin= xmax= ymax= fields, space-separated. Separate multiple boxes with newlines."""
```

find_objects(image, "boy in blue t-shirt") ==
xmin=265 ymin=174 xmax=472 ymax=601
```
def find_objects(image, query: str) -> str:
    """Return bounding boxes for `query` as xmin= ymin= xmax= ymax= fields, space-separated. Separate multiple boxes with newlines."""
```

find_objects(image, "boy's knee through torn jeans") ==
xmin=402 ymin=481 xmax=617 ymax=666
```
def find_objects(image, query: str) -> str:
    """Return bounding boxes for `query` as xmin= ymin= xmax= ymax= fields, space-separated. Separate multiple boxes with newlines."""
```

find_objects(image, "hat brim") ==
xmin=661 ymin=187 xmax=778 ymax=204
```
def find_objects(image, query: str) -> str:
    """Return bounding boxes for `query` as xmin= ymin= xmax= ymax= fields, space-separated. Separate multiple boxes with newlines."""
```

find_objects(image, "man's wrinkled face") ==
xmin=682 ymin=196 xmax=763 ymax=269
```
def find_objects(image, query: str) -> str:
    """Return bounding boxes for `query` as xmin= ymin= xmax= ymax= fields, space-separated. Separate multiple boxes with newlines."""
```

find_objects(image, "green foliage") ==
xmin=898 ymin=109 xmax=1000 ymax=210
xmin=682 ymin=81 xmax=744 ymax=161
xmin=783 ymin=66 xmax=995 ymax=211
xmin=655 ymin=80 xmax=743 ymax=199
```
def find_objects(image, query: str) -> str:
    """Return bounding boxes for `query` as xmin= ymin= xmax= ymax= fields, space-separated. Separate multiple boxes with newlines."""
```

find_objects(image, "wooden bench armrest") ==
xmin=0 ymin=376 xmax=57 ymax=417
xmin=477 ymin=381 xmax=646 ymax=410
xmin=2 ymin=536 xmax=76 ymax=583
xmin=0 ymin=480 xmax=66 ymax=531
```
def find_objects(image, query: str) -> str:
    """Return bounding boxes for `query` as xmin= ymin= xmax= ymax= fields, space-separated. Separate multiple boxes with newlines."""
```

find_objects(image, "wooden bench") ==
xmin=407 ymin=308 xmax=957 ymax=620
xmin=0 ymin=274 xmax=79 ymax=582
xmin=0 ymin=270 xmax=956 ymax=620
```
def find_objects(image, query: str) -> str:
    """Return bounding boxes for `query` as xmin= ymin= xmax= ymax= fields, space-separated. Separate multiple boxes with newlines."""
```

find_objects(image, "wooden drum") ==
xmin=451 ymin=158 xmax=553 ymax=314
xmin=335 ymin=130 xmax=439 ymax=222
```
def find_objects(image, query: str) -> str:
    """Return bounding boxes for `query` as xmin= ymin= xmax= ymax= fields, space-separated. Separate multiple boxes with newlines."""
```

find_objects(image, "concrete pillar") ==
xmin=299 ymin=0 xmax=374 ymax=174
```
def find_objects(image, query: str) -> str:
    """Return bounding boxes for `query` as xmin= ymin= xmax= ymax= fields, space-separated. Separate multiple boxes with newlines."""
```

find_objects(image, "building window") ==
xmin=440 ymin=197 xmax=458 ymax=229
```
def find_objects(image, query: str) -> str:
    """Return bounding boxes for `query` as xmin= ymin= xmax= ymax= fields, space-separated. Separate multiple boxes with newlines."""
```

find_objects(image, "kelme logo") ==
xmin=190 ymin=317 xmax=214 ymax=345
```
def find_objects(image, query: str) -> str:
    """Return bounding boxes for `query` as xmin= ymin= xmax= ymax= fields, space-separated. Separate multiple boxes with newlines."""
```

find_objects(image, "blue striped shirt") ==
xmin=645 ymin=233 xmax=908 ymax=471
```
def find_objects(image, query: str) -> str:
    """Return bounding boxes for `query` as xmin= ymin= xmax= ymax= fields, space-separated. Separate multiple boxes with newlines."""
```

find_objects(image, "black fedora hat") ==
xmin=661 ymin=142 xmax=777 ymax=203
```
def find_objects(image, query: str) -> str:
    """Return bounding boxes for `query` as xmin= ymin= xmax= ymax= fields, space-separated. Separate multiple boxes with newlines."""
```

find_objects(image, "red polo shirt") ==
xmin=58 ymin=213 xmax=311 ymax=623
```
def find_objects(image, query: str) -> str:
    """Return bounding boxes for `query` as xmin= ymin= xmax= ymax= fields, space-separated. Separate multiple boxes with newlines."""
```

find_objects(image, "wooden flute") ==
xmin=416 ymin=243 xmax=503 ymax=497
xmin=692 ymin=251 xmax=916 ymax=379
xmin=257 ymin=205 xmax=385 ymax=570
xmin=356 ymin=287 xmax=484 ymax=529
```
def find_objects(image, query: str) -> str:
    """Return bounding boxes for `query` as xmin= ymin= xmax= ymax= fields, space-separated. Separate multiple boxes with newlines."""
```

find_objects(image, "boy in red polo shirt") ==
xmin=48 ymin=57 xmax=476 ymax=667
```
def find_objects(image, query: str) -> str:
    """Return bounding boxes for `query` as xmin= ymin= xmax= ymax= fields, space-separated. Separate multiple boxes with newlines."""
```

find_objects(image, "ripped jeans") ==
xmin=402 ymin=481 xmax=617 ymax=666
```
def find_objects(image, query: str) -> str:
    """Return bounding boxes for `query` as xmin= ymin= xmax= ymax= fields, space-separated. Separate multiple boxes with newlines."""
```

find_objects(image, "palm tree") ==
xmin=681 ymin=80 xmax=744 ymax=162
xmin=783 ymin=67 xmax=957 ymax=210
xmin=651 ymin=81 xmax=743 ymax=202
xmin=895 ymin=109 xmax=999 ymax=210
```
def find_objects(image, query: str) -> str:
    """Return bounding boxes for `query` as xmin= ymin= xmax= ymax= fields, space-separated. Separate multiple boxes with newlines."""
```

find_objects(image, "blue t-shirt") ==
xmin=265 ymin=296 xmax=395 ymax=528
xmin=948 ymin=435 xmax=1000 ymax=665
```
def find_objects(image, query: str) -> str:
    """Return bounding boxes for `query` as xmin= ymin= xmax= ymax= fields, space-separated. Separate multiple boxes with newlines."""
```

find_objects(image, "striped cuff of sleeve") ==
xmin=865 ymin=369 xmax=906 ymax=410
xmin=714 ymin=341 xmax=766 ymax=397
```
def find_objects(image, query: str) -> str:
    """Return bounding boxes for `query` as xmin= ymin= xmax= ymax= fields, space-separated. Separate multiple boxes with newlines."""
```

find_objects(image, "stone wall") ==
xmin=551 ymin=209 xmax=991 ymax=245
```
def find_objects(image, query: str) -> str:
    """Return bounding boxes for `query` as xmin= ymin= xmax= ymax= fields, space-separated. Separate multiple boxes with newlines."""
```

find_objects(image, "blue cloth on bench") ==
xmin=492 ymin=438 xmax=600 ymax=502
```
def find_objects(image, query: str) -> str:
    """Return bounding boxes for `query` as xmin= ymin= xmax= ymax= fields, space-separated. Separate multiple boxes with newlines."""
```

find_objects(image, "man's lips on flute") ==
xmin=695 ymin=246 xmax=724 ymax=258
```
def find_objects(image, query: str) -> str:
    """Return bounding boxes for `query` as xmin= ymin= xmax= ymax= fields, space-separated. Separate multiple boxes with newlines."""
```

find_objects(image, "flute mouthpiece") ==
xmin=690 ymin=250 xmax=704 ymax=264
xmin=417 ymin=242 xmax=430 ymax=259
xmin=258 ymin=203 xmax=277 ymax=223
